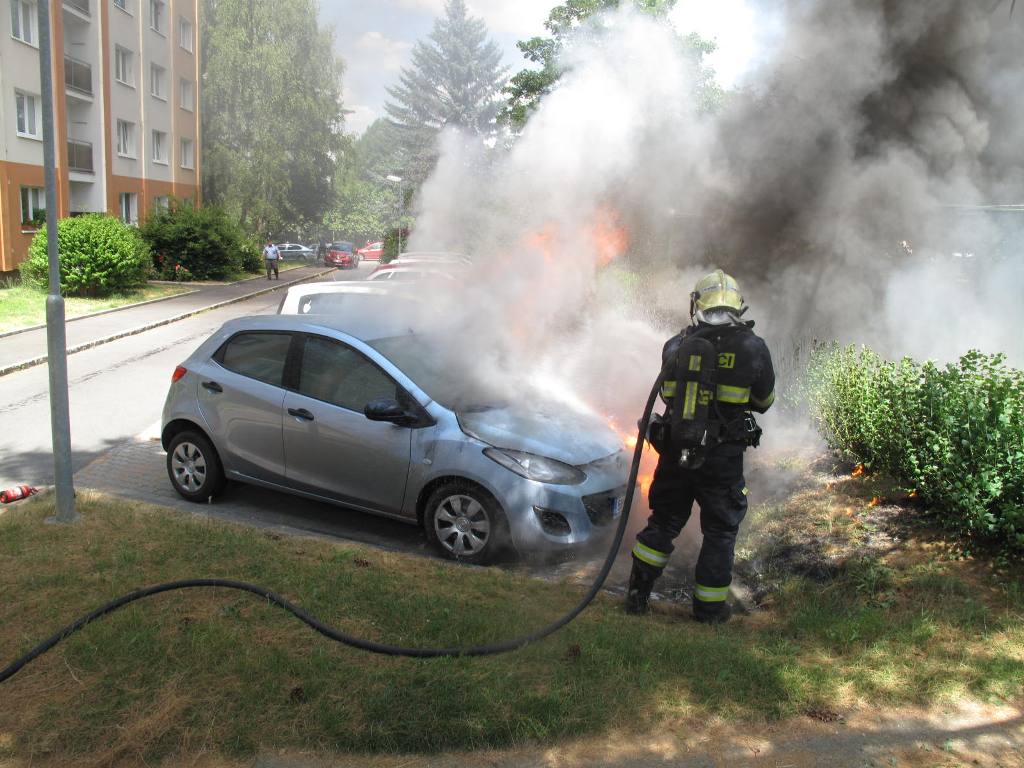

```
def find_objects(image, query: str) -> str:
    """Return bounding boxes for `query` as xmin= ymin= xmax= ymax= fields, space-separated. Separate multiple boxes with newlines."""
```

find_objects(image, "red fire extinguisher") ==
xmin=0 ymin=485 xmax=38 ymax=504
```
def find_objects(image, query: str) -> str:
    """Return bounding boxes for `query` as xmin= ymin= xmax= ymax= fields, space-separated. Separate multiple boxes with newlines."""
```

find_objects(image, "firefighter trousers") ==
xmin=632 ymin=449 xmax=748 ymax=618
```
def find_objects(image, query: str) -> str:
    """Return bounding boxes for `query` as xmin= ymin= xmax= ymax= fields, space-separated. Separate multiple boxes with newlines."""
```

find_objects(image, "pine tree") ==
xmin=384 ymin=0 xmax=507 ymax=184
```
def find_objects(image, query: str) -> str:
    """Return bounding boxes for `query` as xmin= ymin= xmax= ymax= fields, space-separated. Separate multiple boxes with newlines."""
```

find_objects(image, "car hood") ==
xmin=458 ymin=404 xmax=623 ymax=466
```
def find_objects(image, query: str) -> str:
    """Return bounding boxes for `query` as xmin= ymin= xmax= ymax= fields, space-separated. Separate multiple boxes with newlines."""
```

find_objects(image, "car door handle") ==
xmin=288 ymin=408 xmax=314 ymax=422
xmin=201 ymin=380 xmax=223 ymax=393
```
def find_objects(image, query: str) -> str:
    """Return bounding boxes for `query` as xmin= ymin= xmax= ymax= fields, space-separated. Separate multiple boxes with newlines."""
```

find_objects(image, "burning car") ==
xmin=161 ymin=312 xmax=629 ymax=564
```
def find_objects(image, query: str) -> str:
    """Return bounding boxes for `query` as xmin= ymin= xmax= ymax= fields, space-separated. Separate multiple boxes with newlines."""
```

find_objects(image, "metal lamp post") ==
xmin=386 ymin=175 xmax=403 ymax=256
xmin=38 ymin=1 xmax=78 ymax=522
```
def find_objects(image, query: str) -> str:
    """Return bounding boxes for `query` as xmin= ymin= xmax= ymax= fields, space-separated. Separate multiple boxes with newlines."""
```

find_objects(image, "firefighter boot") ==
xmin=624 ymin=560 xmax=657 ymax=615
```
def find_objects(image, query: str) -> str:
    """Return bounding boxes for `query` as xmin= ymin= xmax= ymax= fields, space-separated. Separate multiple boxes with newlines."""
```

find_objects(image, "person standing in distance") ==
xmin=626 ymin=269 xmax=775 ymax=624
xmin=263 ymin=240 xmax=280 ymax=280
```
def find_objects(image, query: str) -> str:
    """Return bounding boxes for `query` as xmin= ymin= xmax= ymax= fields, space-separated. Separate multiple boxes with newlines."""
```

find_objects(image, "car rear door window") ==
xmin=217 ymin=332 xmax=292 ymax=386
xmin=298 ymin=336 xmax=397 ymax=412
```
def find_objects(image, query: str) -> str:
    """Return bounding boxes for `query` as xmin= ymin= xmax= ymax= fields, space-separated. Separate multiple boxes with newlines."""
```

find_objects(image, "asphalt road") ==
xmin=0 ymin=264 xmax=371 ymax=490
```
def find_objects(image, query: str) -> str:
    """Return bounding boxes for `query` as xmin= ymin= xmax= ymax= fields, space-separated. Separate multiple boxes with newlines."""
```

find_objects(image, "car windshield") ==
xmin=330 ymin=242 xmax=354 ymax=252
xmin=369 ymin=334 xmax=509 ymax=411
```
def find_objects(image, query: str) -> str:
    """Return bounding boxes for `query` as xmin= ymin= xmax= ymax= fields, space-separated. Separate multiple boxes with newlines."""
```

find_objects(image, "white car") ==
xmin=276 ymin=282 xmax=409 ymax=315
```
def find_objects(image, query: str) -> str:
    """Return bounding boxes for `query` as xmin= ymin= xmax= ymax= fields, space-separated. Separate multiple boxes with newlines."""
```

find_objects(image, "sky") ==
xmin=319 ymin=0 xmax=763 ymax=135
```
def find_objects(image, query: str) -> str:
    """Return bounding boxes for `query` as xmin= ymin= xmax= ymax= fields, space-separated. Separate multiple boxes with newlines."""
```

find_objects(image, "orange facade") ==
xmin=1 ymin=0 xmax=201 ymax=275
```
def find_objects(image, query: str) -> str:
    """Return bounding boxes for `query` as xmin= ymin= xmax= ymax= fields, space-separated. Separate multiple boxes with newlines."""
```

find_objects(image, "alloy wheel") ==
xmin=171 ymin=441 xmax=208 ymax=493
xmin=433 ymin=494 xmax=491 ymax=557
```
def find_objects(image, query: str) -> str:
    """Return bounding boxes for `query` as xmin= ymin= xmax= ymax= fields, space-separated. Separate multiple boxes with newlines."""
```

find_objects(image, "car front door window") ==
xmin=298 ymin=336 xmax=397 ymax=411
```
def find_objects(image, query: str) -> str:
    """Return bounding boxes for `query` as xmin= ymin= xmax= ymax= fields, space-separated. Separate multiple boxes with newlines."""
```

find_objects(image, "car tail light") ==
xmin=171 ymin=365 xmax=187 ymax=383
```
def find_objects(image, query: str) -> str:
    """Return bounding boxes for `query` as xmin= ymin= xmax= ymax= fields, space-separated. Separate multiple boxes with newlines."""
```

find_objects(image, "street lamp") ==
xmin=386 ymin=175 xmax=404 ymax=256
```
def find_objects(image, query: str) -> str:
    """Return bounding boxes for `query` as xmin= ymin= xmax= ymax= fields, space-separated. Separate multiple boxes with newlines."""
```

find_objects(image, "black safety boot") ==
xmin=624 ymin=561 xmax=656 ymax=615
xmin=693 ymin=602 xmax=732 ymax=625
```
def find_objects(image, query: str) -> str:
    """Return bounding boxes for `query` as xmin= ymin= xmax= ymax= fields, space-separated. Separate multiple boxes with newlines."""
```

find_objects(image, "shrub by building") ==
xmin=20 ymin=215 xmax=150 ymax=297
xmin=141 ymin=200 xmax=256 ymax=281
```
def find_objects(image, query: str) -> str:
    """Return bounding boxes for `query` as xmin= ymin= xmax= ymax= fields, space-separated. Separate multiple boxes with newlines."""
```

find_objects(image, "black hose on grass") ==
xmin=0 ymin=374 xmax=663 ymax=684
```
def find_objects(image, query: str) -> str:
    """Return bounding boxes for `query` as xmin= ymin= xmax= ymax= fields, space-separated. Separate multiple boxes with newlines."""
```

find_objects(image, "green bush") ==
xmin=808 ymin=345 xmax=1024 ymax=551
xmin=240 ymin=235 xmax=262 ymax=273
xmin=20 ymin=214 xmax=149 ymax=296
xmin=140 ymin=200 xmax=250 ymax=280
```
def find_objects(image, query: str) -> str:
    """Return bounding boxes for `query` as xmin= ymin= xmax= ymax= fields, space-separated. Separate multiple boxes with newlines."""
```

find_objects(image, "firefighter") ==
xmin=626 ymin=269 xmax=775 ymax=624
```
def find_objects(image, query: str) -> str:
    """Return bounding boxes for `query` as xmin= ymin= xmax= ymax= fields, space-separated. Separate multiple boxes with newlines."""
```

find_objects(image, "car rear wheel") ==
xmin=167 ymin=430 xmax=226 ymax=502
xmin=424 ymin=483 xmax=506 ymax=565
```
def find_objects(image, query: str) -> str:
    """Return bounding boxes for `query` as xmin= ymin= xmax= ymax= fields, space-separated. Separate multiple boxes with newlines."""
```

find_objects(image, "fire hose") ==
xmin=0 ymin=372 xmax=664 ymax=685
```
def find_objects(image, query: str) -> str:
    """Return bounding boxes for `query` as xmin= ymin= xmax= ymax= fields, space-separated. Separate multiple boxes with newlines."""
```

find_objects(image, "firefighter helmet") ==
xmin=690 ymin=269 xmax=745 ymax=324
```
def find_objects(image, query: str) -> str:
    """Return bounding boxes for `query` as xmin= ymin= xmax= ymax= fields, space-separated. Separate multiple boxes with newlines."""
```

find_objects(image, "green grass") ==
xmin=0 ymin=283 xmax=193 ymax=334
xmin=1 ymin=493 xmax=1022 ymax=764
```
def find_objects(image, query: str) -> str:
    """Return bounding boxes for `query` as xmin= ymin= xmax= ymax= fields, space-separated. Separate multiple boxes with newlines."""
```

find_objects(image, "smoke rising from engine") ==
xmin=404 ymin=0 xmax=1023 ymax=466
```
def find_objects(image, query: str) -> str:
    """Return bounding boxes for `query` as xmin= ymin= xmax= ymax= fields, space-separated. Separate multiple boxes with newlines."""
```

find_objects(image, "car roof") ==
xmin=224 ymin=309 xmax=419 ymax=343
xmin=283 ymin=282 xmax=396 ymax=299
xmin=395 ymin=251 xmax=472 ymax=262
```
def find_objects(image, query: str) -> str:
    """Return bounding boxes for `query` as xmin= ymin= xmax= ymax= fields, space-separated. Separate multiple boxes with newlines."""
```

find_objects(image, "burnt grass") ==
xmin=734 ymin=449 xmax=968 ymax=610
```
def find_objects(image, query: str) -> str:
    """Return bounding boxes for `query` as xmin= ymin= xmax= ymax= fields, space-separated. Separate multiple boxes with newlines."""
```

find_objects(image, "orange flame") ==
xmin=908 ymin=490 xmax=919 ymax=499
xmin=868 ymin=496 xmax=880 ymax=507
xmin=851 ymin=464 xmax=865 ymax=478
xmin=588 ymin=205 xmax=629 ymax=266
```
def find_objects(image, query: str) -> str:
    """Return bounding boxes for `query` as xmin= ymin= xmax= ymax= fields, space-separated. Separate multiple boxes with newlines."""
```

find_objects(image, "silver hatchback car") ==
xmin=161 ymin=313 xmax=629 ymax=563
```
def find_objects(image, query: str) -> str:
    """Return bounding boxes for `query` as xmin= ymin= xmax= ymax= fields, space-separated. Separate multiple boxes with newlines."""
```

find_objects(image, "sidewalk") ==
xmin=0 ymin=265 xmax=334 ymax=376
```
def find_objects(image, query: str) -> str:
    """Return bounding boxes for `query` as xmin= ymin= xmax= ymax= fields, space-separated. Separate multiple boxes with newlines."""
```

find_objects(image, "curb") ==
xmin=0 ymin=268 xmax=335 ymax=378
xmin=0 ymin=287 xmax=201 ymax=341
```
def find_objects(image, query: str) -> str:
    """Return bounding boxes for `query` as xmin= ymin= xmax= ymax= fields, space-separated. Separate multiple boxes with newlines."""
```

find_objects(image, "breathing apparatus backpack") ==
xmin=662 ymin=326 xmax=763 ymax=469
xmin=666 ymin=330 xmax=719 ymax=468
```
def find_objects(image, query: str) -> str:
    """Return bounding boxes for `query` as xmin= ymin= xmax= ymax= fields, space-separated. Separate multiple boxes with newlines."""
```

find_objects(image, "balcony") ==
xmin=63 ymin=0 xmax=90 ymax=17
xmin=64 ymin=56 xmax=93 ymax=97
xmin=67 ymin=139 xmax=94 ymax=173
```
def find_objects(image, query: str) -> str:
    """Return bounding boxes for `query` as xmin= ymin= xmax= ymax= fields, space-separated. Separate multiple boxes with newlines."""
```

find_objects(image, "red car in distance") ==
xmin=324 ymin=241 xmax=360 ymax=269
xmin=357 ymin=240 xmax=384 ymax=261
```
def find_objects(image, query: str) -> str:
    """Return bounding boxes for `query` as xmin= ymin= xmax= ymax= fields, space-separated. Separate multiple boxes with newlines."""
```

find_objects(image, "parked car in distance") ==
xmin=276 ymin=243 xmax=316 ymax=262
xmin=366 ymin=266 xmax=462 ymax=283
xmin=276 ymin=282 xmax=415 ymax=315
xmin=368 ymin=253 xmax=472 ymax=280
xmin=161 ymin=313 xmax=629 ymax=564
xmin=324 ymin=241 xmax=359 ymax=269
xmin=356 ymin=240 xmax=384 ymax=261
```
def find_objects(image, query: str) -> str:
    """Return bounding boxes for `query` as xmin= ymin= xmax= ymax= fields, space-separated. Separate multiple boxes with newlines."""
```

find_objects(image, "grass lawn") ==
xmin=1 ymin=490 xmax=1021 ymax=765
xmin=0 ymin=284 xmax=194 ymax=334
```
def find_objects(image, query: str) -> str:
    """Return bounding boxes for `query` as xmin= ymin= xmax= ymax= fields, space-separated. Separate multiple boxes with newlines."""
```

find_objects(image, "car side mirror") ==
xmin=364 ymin=397 xmax=417 ymax=426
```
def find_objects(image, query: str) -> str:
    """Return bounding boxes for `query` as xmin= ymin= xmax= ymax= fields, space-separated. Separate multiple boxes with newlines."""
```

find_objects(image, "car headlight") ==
xmin=483 ymin=448 xmax=586 ymax=485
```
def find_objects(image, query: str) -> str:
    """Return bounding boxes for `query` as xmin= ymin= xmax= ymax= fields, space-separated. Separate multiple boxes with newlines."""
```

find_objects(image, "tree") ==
xmin=201 ymin=0 xmax=345 ymax=236
xmin=502 ymin=0 xmax=721 ymax=129
xmin=384 ymin=0 xmax=508 ymax=186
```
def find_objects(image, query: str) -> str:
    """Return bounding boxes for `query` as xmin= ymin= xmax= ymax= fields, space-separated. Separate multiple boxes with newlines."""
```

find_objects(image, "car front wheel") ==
xmin=424 ymin=483 xmax=506 ymax=564
xmin=167 ymin=430 xmax=226 ymax=502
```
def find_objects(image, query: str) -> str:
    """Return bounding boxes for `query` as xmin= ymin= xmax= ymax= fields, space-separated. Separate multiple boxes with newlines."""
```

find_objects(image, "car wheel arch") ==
xmin=162 ymin=418 xmax=211 ymax=452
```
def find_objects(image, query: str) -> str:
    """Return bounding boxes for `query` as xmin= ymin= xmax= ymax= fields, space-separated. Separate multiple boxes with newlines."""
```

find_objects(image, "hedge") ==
xmin=807 ymin=345 xmax=1024 ymax=551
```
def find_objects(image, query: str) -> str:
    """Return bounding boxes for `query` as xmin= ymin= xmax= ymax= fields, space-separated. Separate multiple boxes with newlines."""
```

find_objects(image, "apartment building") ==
xmin=0 ymin=0 xmax=201 ymax=273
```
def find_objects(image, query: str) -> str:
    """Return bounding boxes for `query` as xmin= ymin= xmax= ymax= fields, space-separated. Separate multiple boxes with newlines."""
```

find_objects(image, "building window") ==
xmin=152 ymin=129 xmax=167 ymax=163
xmin=115 ymin=46 xmax=134 ymax=85
xmin=116 ymin=119 xmax=135 ymax=157
xmin=11 ymin=0 xmax=37 ymax=45
xmin=149 ymin=0 xmax=164 ymax=33
xmin=150 ymin=63 xmax=166 ymax=99
xmin=15 ymin=91 xmax=40 ymax=138
xmin=179 ymin=16 xmax=193 ymax=52
xmin=180 ymin=137 xmax=194 ymax=169
xmin=113 ymin=0 xmax=128 ymax=11
xmin=153 ymin=195 xmax=170 ymax=212
xmin=20 ymin=187 xmax=45 ymax=226
xmin=179 ymin=78 xmax=194 ymax=111
xmin=119 ymin=192 xmax=138 ymax=224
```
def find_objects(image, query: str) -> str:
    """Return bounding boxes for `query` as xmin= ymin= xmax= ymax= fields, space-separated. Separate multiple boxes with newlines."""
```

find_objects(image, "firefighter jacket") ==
xmin=659 ymin=323 xmax=775 ymax=455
